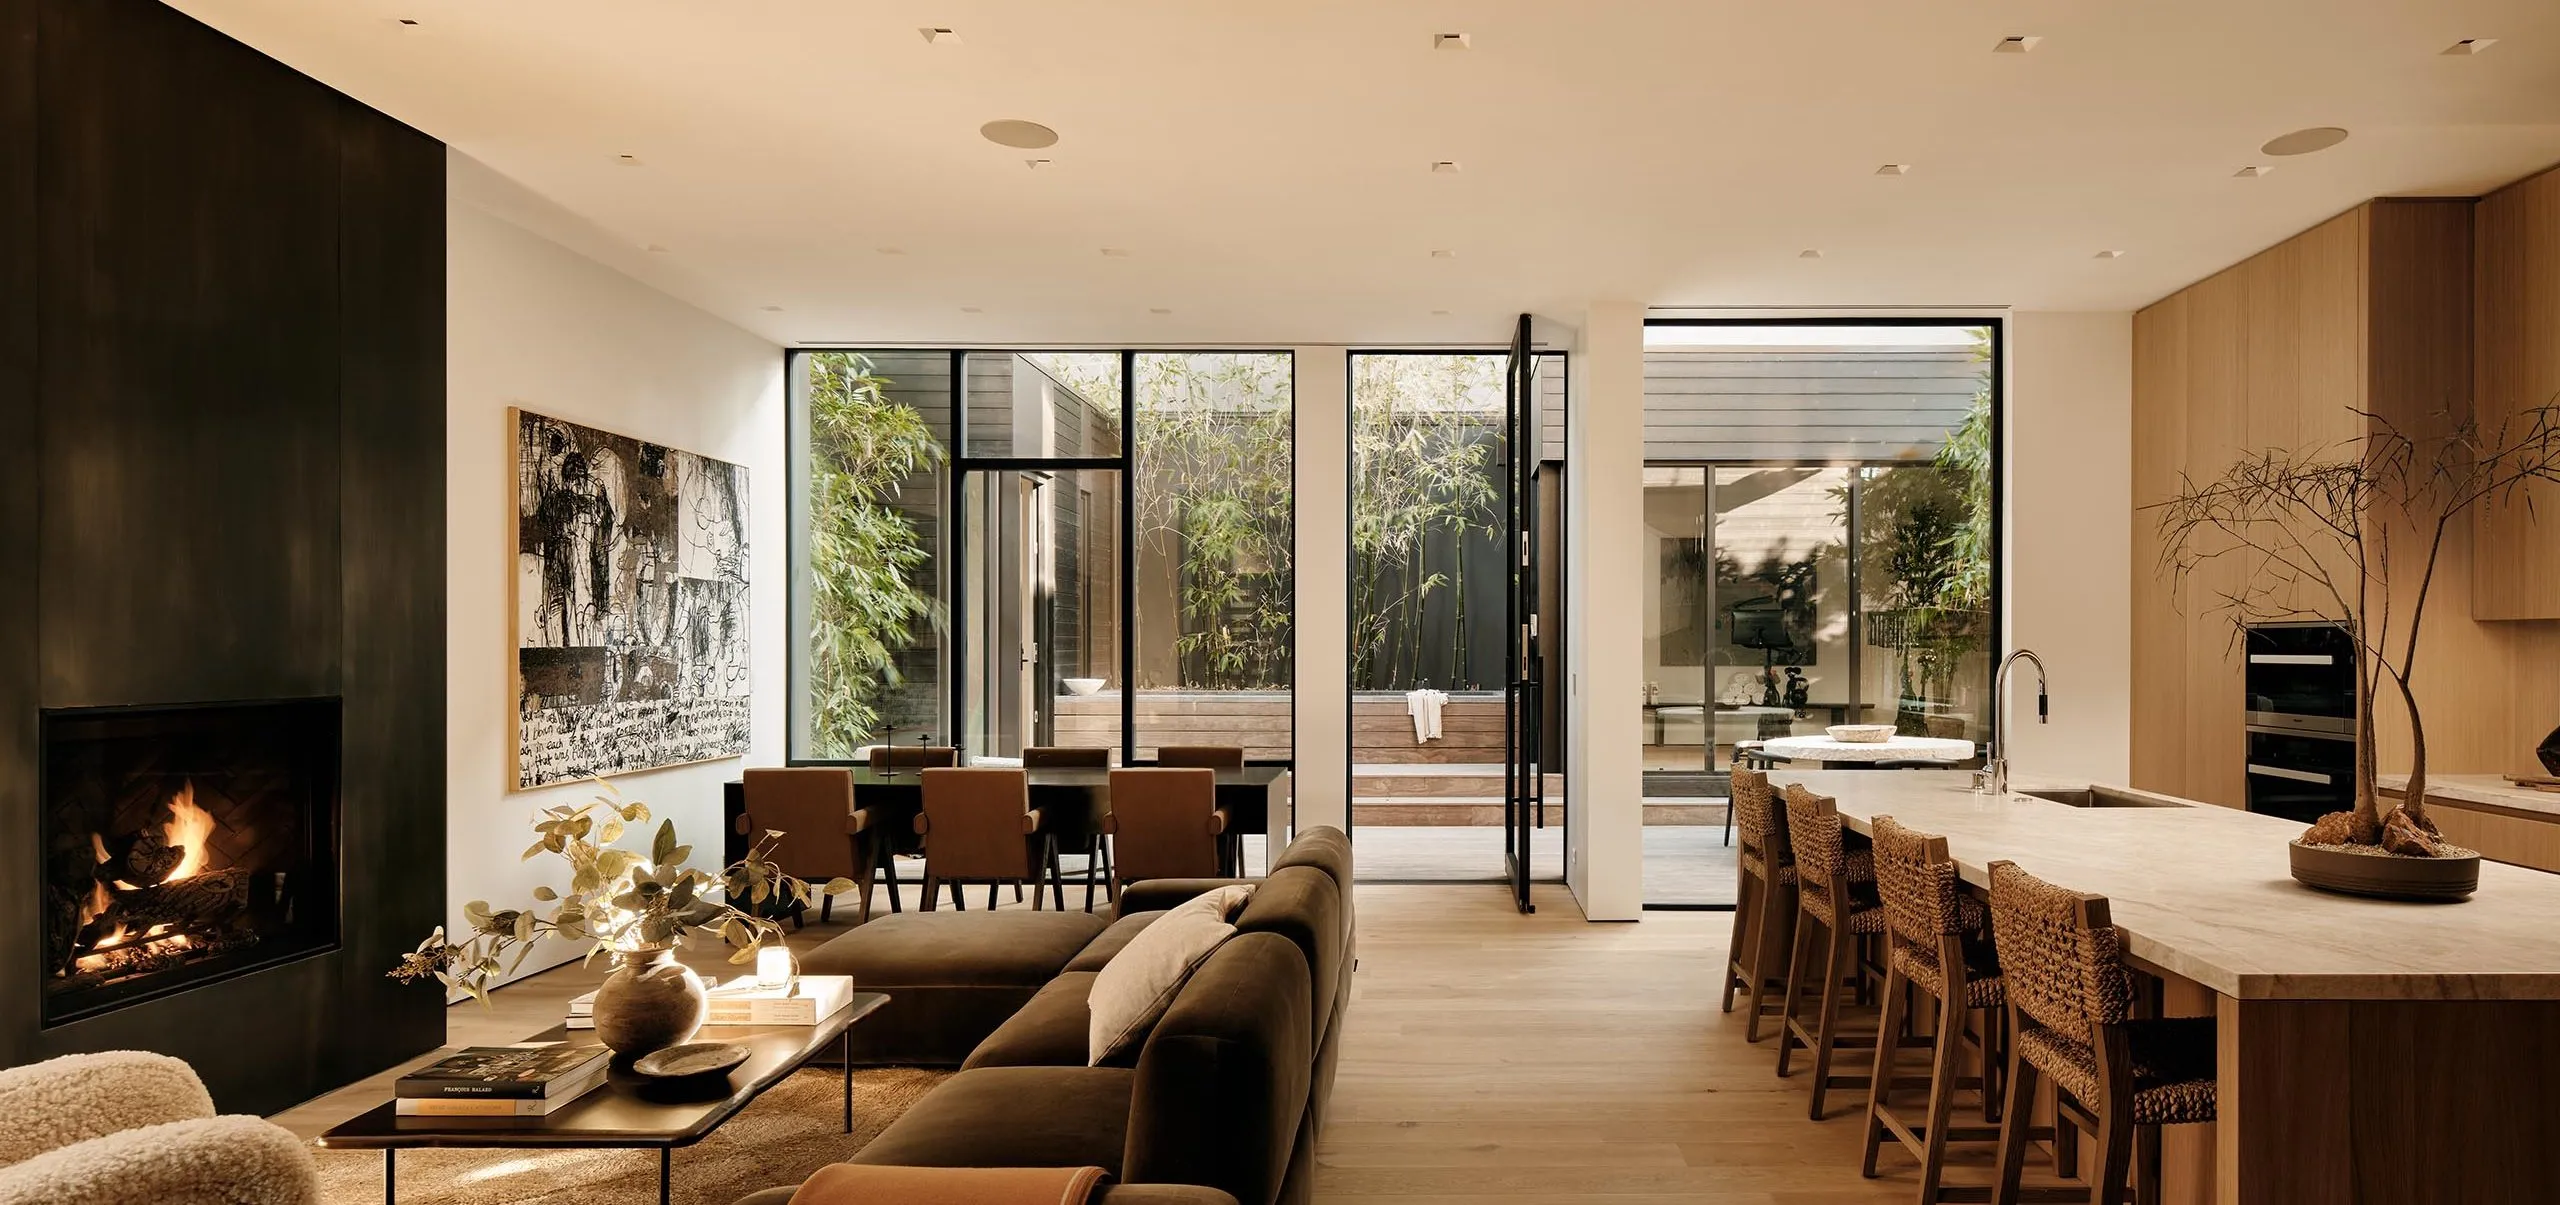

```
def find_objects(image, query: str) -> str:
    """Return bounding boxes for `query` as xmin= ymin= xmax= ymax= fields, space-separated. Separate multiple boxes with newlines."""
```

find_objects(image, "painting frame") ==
xmin=506 ymin=407 xmax=751 ymax=791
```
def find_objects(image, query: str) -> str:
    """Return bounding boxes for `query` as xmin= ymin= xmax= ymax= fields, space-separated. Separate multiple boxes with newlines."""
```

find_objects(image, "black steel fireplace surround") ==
xmin=41 ymin=699 xmax=343 ymax=1026
xmin=0 ymin=0 xmax=447 ymax=1112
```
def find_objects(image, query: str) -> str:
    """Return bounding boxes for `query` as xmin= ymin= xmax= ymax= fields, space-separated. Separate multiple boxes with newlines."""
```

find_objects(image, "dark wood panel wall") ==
xmin=0 ymin=0 xmax=447 ymax=1114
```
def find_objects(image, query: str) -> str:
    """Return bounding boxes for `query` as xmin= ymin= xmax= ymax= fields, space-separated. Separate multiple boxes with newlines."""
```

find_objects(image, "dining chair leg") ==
xmin=1048 ymin=837 xmax=1066 ymax=911
xmin=919 ymin=875 xmax=938 ymax=913
xmin=1991 ymin=1028 xmax=2039 ymax=1205
xmin=1776 ymin=906 xmax=1818 ymax=1078
xmin=1857 ymin=961 xmax=1911 ymax=1176
xmin=1100 ymin=837 xmax=1115 ymax=901
xmin=882 ymin=849 xmax=904 ymax=914
xmin=1082 ymin=837 xmax=1099 ymax=914
xmin=984 ymin=883 xmax=997 ymax=911
xmin=819 ymin=894 xmax=833 ymax=924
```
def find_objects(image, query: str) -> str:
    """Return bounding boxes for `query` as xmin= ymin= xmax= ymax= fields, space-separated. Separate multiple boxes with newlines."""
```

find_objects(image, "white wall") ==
xmin=447 ymin=154 xmax=785 ymax=983
xmin=1291 ymin=347 xmax=1351 ymax=834
xmin=1565 ymin=303 xmax=1646 ymax=921
xmin=2003 ymin=311 xmax=2133 ymax=784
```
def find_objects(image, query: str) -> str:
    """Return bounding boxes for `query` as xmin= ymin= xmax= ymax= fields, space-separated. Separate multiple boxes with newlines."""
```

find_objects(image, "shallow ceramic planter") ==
xmin=2289 ymin=840 xmax=2481 ymax=902
xmin=592 ymin=947 xmax=708 ymax=1056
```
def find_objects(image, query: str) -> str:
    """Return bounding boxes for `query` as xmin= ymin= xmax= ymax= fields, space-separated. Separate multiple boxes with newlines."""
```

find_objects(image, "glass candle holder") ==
xmin=755 ymin=944 xmax=793 ymax=990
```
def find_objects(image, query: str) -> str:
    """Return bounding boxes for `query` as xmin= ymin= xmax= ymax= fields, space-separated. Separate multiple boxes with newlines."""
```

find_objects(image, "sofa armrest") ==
xmin=0 ymin=1053 xmax=212 ymax=1169
xmin=0 ymin=1115 xmax=315 ymax=1205
xmin=1114 ymin=878 xmax=1253 ymax=918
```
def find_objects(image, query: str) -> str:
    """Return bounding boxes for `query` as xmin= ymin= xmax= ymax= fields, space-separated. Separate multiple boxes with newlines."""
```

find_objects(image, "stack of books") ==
xmin=564 ymin=975 xmax=855 ymax=1029
xmin=395 ymin=1046 xmax=610 ymax=1117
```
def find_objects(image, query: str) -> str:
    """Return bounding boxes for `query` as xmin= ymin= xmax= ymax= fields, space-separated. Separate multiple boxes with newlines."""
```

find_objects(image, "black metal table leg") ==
xmin=842 ymin=1028 xmax=854 ymax=1133
xmin=659 ymin=1147 xmax=671 ymax=1205
xmin=384 ymin=1149 xmax=395 ymax=1205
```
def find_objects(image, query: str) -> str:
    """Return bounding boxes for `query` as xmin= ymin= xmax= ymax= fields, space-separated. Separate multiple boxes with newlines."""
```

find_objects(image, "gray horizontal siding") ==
xmin=1643 ymin=346 xmax=1983 ymax=463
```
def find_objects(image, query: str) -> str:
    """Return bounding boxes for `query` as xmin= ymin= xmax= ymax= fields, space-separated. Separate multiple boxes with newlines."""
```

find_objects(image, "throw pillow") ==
xmin=1086 ymin=884 xmax=1255 ymax=1065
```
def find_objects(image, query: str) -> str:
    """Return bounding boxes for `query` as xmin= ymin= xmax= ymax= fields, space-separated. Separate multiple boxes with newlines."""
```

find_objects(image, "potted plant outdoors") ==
xmin=2153 ymin=402 xmax=2560 ymax=900
xmin=392 ymin=786 xmax=853 ymax=1055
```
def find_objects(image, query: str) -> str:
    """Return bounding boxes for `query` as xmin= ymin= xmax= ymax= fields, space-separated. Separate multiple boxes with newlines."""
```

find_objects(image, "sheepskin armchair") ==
xmin=0 ymin=1052 xmax=319 ymax=1205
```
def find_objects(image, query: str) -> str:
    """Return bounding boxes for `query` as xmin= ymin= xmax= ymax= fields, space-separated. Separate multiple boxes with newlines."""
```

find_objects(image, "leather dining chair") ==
xmin=1024 ymin=746 xmax=1113 ymax=911
xmin=739 ymin=767 xmax=873 ymax=925
xmin=915 ymin=768 xmax=1050 ymax=911
xmin=865 ymin=745 xmax=957 ymax=908
xmin=1104 ymin=768 xmax=1227 ymax=890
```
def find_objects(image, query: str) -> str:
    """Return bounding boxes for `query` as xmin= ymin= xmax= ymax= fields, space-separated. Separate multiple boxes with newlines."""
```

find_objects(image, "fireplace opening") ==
xmin=41 ymin=698 xmax=341 ymax=1026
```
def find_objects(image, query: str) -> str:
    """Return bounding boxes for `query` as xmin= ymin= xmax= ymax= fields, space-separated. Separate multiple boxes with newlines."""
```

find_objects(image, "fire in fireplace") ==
xmin=42 ymin=699 xmax=341 ymax=1026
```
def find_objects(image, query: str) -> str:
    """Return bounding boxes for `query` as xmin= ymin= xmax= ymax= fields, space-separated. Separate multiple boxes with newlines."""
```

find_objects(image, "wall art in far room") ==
xmin=510 ymin=408 xmax=750 ymax=789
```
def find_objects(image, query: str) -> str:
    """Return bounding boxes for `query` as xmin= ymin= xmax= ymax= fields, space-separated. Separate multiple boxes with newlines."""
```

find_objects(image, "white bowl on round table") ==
xmin=1825 ymin=724 xmax=1896 ymax=744
xmin=1062 ymin=677 xmax=1107 ymax=696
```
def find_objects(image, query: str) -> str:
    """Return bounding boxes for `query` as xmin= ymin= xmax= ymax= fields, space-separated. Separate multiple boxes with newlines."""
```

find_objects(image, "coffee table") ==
xmin=319 ymin=992 xmax=889 ymax=1205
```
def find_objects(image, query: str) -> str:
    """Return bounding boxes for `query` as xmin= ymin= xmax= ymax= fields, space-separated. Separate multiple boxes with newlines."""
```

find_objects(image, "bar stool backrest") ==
xmin=1986 ymin=860 xmax=2132 ymax=1041
xmin=1871 ymin=815 xmax=1966 ymax=950
xmin=1780 ymin=784 xmax=1849 ymax=921
xmin=1731 ymin=768 xmax=1792 ymax=874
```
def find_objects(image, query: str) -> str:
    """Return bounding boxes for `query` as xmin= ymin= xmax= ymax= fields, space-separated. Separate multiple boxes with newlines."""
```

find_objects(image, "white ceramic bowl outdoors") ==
xmin=1826 ymin=724 xmax=1896 ymax=744
xmin=1062 ymin=677 xmax=1107 ymax=696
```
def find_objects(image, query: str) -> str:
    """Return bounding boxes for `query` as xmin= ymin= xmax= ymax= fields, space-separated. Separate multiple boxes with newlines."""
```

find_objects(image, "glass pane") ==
xmin=1643 ymin=467 xmax=1710 ymax=777
xmin=1711 ymin=465 xmax=1852 ymax=758
xmin=960 ymin=468 xmax=1122 ymax=764
xmin=1131 ymin=352 xmax=1294 ymax=763
xmin=965 ymin=352 xmax=1122 ymax=458
xmin=792 ymin=350 xmax=951 ymax=759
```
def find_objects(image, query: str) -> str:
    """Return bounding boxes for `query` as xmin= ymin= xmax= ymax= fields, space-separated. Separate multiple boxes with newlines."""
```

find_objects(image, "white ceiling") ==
xmin=169 ymin=0 xmax=2560 ymax=345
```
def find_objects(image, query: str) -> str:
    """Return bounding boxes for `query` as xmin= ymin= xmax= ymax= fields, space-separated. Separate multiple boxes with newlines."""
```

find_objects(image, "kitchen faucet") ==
xmin=1977 ymin=649 xmax=2048 ymax=796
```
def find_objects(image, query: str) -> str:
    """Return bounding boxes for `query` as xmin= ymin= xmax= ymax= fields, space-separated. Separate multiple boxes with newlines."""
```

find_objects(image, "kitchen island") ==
xmin=1770 ymin=770 xmax=2560 ymax=1205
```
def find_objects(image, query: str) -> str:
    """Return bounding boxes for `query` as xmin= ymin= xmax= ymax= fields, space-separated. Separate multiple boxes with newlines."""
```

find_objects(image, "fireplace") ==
xmin=40 ymin=699 xmax=341 ymax=1027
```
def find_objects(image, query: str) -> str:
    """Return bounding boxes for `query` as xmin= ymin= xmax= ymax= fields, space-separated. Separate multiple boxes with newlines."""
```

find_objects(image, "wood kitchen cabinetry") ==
xmin=2473 ymin=164 xmax=2560 ymax=621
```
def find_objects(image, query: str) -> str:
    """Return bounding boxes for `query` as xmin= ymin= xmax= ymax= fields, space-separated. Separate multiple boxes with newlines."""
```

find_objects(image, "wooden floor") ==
xmin=278 ymin=881 xmax=2012 ymax=1204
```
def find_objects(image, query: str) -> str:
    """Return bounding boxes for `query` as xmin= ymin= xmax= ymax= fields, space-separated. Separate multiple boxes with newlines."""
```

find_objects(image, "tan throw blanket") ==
xmin=791 ymin=1165 xmax=1110 ymax=1205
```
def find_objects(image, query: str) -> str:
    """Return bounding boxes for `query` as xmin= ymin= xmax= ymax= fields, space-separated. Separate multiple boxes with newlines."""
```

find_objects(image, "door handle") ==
xmin=2246 ymin=763 xmax=2332 ymax=785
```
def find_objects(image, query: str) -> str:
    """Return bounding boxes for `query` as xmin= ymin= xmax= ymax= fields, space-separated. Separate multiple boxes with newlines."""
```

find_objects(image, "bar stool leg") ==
xmin=1775 ymin=904 xmax=1820 ymax=1079
xmin=1991 ymin=1016 xmax=2040 ymax=1205
xmin=1915 ymin=988 xmax=1968 ymax=1202
xmin=1744 ymin=875 xmax=1791 ymax=1043
xmin=1721 ymin=864 xmax=1758 ymax=1013
xmin=1806 ymin=915 xmax=1853 ymax=1120
xmin=1858 ymin=960 xmax=1912 ymax=1176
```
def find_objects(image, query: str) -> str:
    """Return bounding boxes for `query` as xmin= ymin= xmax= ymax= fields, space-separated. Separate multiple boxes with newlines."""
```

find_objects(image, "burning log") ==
xmin=61 ymin=867 xmax=251 ymax=976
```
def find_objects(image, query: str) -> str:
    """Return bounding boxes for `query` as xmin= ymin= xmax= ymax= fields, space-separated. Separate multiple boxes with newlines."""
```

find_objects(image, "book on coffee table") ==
xmin=396 ymin=1063 xmax=608 ymax=1116
xmin=395 ymin=1046 xmax=610 ymax=1112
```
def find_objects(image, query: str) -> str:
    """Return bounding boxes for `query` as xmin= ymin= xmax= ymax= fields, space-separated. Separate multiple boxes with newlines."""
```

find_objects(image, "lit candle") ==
xmin=755 ymin=944 xmax=792 ymax=990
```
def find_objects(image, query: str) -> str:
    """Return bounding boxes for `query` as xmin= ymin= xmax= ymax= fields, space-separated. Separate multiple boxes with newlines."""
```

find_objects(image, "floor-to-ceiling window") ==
xmin=1640 ymin=320 xmax=2001 ymax=907
xmin=788 ymin=349 xmax=1294 ymax=773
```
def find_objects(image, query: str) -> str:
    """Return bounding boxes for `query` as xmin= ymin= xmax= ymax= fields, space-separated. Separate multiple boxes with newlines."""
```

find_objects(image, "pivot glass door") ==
xmin=1503 ymin=316 xmax=1543 ymax=914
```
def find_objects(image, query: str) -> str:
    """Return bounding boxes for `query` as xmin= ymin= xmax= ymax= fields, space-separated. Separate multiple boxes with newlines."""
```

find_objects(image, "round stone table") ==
xmin=1758 ymin=734 xmax=1974 ymax=768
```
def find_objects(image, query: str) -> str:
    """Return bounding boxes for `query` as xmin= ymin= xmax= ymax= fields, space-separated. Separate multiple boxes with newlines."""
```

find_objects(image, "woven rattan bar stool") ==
xmin=1986 ymin=861 xmax=2218 ymax=1205
xmin=1860 ymin=817 xmax=2075 ymax=1203
xmin=1774 ymin=783 xmax=1896 ymax=1120
xmin=1720 ymin=768 xmax=1796 ymax=1040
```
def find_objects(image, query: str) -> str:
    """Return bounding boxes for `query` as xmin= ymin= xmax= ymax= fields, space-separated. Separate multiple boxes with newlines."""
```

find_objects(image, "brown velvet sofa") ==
xmin=751 ymin=827 xmax=1353 ymax=1205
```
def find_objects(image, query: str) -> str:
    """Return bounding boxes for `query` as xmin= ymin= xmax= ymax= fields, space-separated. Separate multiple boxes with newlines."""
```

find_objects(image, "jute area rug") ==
xmin=313 ymin=1068 xmax=948 ymax=1205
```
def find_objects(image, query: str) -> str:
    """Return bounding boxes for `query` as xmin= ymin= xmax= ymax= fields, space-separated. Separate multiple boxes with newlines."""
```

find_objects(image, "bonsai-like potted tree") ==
xmin=2153 ymin=402 xmax=2560 ymax=898
xmin=393 ymin=786 xmax=851 ymax=1054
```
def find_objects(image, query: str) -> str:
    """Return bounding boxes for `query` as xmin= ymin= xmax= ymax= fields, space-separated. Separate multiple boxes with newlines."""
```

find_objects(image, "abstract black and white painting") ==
xmin=512 ymin=409 xmax=750 ymax=789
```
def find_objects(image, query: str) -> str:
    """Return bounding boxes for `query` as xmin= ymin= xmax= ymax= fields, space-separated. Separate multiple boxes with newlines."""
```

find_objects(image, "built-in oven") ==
xmin=2243 ymin=623 xmax=2355 ymax=823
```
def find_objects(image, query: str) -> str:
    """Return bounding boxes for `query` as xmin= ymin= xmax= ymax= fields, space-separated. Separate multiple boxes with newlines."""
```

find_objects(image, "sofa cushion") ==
xmin=801 ymin=910 xmax=1112 ymax=1066
xmin=1233 ymin=866 xmax=1343 ymax=1050
xmin=1125 ymin=932 xmax=1312 ymax=1205
xmin=1066 ymin=910 xmax=1167 ymax=972
xmin=962 ymin=972 xmax=1099 ymax=1069
xmin=853 ymin=1066 xmax=1136 ymax=1173
xmin=1089 ymin=886 xmax=1253 ymax=1066
xmin=1268 ymin=826 xmax=1350 ymax=890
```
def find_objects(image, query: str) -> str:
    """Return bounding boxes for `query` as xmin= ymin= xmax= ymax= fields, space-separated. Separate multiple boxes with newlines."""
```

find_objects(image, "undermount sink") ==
xmin=2017 ymin=785 xmax=2186 ymax=809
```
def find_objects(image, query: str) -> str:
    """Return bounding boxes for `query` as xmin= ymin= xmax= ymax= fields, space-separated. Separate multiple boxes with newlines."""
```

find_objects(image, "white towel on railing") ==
xmin=1405 ymin=689 xmax=1448 ymax=742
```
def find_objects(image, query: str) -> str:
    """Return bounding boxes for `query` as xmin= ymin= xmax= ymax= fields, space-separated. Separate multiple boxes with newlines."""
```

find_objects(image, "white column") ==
xmin=2005 ymin=312 xmax=2133 ymax=783
xmin=1565 ymin=304 xmax=1645 ymax=920
xmin=1291 ymin=346 xmax=1351 ymax=835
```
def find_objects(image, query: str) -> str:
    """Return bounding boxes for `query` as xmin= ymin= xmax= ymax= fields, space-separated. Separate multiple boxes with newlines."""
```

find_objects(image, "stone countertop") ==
xmin=1770 ymin=770 xmax=2560 ymax=1002
xmin=1759 ymin=735 xmax=1974 ymax=763
xmin=2379 ymin=772 xmax=2560 ymax=820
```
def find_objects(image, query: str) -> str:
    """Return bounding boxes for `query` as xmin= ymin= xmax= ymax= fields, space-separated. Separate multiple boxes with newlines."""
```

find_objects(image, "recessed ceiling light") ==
xmin=1429 ymin=249 xmax=1457 ymax=259
xmin=1434 ymin=33 xmax=1471 ymax=51
xmin=2261 ymin=127 xmax=2348 ymax=156
xmin=919 ymin=27 xmax=960 ymax=44
xmin=1431 ymin=161 xmax=1462 ymax=174
xmin=761 ymin=305 xmax=784 ymax=312
xmin=2094 ymin=249 xmax=2125 ymax=259
xmin=1993 ymin=35 xmax=2041 ymax=53
xmin=1431 ymin=309 xmax=1452 ymax=316
xmin=1024 ymin=159 xmax=1052 ymax=170
xmin=1876 ymin=163 xmax=1911 ymax=176
xmin=1149 ymin=307 xmax=1172 ymax=315
xmin=960 ymin=305 xmax=984 ymax=314
xmin=1799 ymin=249 xmax=1824 ymax=259
xmin=391 ymin=17 xmax=422 ymax=27
xmin=1100 ymin=248 xmax=1133 ymax=257
xmin=616 ymin=154 xmax=641 ymax=166
xmin=982 ymin=119 xmax=1059 ymax=149
xmin=876 ymin=246 xmax=906 ymax=255
xmin=2234 ymin=165 xmax=2275 ymax=178
xmin=2443 ymin=38 xmax=2497 ymax=55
